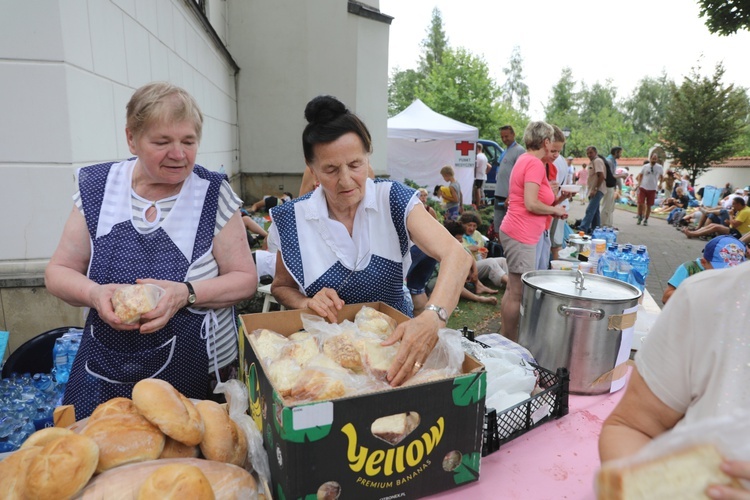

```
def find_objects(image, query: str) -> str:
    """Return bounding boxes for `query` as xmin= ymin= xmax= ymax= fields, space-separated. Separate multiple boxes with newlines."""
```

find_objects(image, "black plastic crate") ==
xmin=461 ymin=329 xmax=570 ymax=456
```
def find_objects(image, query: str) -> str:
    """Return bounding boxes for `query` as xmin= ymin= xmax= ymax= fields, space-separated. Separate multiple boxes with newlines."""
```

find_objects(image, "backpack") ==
xmin=600 ymin=155 xmax=617 ymax=188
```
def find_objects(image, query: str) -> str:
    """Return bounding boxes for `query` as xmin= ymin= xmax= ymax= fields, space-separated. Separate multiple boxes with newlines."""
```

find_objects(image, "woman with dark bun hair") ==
xmin=268 ymin=95 xmax=473 ymax=386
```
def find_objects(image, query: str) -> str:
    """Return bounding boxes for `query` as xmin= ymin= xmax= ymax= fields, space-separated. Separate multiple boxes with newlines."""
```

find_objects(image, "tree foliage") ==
xmin=418 ymin=7 xmax=449 ymax=74
xmin=624 ymin=73 xmax=674 ymax=136
xmin=500 ymin=46 xmax=530 ymax=114
xmin=661 ymin=63 xmax=750 ymax=184
xmin=388 ymin=68 xmax=422 ymax=117
xmin=698 ymin=0 xmax=750 ymax=35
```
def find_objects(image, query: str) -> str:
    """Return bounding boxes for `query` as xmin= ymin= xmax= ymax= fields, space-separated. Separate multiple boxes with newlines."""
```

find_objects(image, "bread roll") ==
xmin=267 ymin=358 xmax=302 ymax=397
xmin=82 ymin=412 xmax=166 ymax=473
xmin=20 ymin=426 xmax=74 ymax=449
xmin=0 ymin=445 xmax=42 ymax=500
xmin=89 ymin=396 xmax=139 ymax=422
xmin=137 ymin=463 xmax=215 ymax=500
xmin=25 ymin=434 xmax=99 ymax=500
xmin=323 ymin=333 xmax=363 ymax=371
xmin=597 ymin=443 xmax=742 ymax=499
xmin=132 ymin=378 xmax=205 ymax=446
xmin=159 ymin=436 xmax=200 ymax=459
xmin=283 ymin=336 xmax=320 ymax=365
xmin=360 ymin=338 xmax=399 ymax=380
xmin=250 ymin=329 xmax=289 ymax=361
xmin=290 ymin=369 xmax=346 ymax=402
xmin=355 ymin=306 xmax=397 ymax=338
xmin=79 ymin=458 xmax=257 ymax=500
xmin=194 ymin=400 xmax=247 ymax=467
xmin=112 ymin=284 xmax=160 ymax=324
xmin=288 ymin=330 xmax=312 ymax=342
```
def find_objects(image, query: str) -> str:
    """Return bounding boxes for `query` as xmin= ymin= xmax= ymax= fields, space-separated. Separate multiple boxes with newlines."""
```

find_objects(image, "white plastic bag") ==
xmin=213 ymin=379 xmax=270 ymax=495
xmin=111 ymin=284 xmax=165 ymax=324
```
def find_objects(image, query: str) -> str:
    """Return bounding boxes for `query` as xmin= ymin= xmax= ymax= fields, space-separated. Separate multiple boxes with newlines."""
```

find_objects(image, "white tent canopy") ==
xmin=387 ymin=100 xmax=478 ymax=205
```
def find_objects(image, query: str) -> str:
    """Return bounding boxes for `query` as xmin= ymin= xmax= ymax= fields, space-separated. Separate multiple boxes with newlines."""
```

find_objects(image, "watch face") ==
xmin=188 ymin=294 xmax=196 ymax=304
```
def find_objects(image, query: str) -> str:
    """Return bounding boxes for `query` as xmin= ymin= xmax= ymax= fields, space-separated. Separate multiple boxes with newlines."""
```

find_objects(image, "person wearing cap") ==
xmin=661 ymin=235 xmax=746 ymax=304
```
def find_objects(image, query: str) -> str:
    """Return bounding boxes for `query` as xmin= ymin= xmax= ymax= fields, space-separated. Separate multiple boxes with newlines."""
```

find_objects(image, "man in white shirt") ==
xmin=473 ymin=143 xmax=489 ymax=208
xmin=564 ymin=156 xmax=575 ymax=185
xmin=635 ymin=153 xmax=664 ymax=226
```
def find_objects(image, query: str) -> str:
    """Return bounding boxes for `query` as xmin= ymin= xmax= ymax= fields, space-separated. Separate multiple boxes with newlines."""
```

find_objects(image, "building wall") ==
xmin=0 ymin=0 xmax=240 ymax=347
xmin=228 ymin=0 xmax=390 ymax=201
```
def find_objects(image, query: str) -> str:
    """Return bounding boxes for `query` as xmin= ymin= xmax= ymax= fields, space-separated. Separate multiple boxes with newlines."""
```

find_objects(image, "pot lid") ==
xmin=522 ymin=270 xmax=641 ymax=302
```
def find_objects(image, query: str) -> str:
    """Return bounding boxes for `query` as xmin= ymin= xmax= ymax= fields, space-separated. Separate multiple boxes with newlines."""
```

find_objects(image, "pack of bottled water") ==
xmin=0 ymin=328 xmax=82 ymax=452
xmin=597 ymin=243 xmax=650 ymax=291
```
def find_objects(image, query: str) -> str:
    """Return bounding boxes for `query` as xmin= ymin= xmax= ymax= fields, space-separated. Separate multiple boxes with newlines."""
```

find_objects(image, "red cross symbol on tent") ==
xmin=455 ymin=141 xmax=474 ymax=156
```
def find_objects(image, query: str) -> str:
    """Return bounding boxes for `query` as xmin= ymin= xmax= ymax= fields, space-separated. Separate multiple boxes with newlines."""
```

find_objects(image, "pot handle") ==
xmin=557 ymin=304 xmax=604 ymax=319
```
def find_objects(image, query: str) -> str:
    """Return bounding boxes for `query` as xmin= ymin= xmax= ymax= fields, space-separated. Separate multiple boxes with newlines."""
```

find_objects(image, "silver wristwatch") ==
xmin=424 ymin=304 xmax=448 ymax=323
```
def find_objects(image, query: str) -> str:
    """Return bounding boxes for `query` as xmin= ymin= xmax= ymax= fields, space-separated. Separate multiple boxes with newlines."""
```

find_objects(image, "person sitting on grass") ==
xmin=240 ymin=208 xmax=268 ymax=248
xmin=444 ymin=220 xmax=498 ymax=305
xmin=683 ymin=196 xmax=750 ymax=240
xmin=662 ymin=236 xmax=746 ymax=304
xmin=459 ymin=212 xmax=509 ymax=288
xmin=248 ymin=192 xmax=293 ymax=213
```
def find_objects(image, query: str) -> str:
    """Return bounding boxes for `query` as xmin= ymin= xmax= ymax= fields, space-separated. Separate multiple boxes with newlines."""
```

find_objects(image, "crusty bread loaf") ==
xmin=323 ymin=333 xmax=363 ymax=371
xmin=194 ymin=400 xmax=247 ymax=467
xmin=288 ymin=330 xmax=312 ymax=342
xmin=0 ymin=445 xmax=42 ymax=500
xmin=355 ymin=306 xmax=398 ymax=338
xmin=79 ymin=458 xmax=257 ymax=500
xmin=88 ymin=396 xmax=139 ymax=423
xmin=267 ymin=357 xmax=302 ymax=397
xmin=132 ymin=378 xmax=205 ymax=446
xmin=112 ymin=284 xmax=160 ymax=324
xmin=159 ymin=436 xmax=200 ymax=459
xmin=137 ymin=463 xmax=215 ymax=500
xmin=20 ymin=426 xmax=74 ymax=449
xmin=25 ymin=434 xmax=99 ymax=500
xmin=82 ymin=412 xmax=166 ymax=473
xmin=597 ymin=443 xmax=742 ymax=499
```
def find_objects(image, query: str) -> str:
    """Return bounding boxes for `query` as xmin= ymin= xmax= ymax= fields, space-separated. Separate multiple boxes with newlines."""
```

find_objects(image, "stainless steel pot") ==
xmin=518 ymin=270 xmax=641 ymax=395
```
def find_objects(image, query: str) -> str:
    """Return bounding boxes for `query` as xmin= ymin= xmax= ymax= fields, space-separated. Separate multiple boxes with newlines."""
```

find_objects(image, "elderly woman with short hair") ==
xmin=269 ymin=95 xmax=472 ymax=386
xmin=497 ymin=121 xmax=569 ymax=342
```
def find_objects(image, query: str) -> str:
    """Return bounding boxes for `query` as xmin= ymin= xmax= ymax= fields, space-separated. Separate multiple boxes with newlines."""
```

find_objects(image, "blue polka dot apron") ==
xmin=63 ymin=161 xmax=223 ymax=419
xmin=271 ymin=179 xmax=417 ymax=316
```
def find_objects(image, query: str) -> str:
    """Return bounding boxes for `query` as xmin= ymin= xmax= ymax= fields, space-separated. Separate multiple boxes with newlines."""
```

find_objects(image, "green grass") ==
xmin=447 ymin=288 xmax=504 ymax=335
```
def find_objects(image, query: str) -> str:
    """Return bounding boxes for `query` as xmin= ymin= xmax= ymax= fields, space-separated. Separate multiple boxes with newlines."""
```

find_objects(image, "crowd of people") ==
xmin=43 ymin=82 xmax=748 ymax=494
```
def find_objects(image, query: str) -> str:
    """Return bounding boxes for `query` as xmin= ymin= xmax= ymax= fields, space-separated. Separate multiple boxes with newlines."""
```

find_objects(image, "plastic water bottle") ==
xmin=599 ymin=244 xmax=619 ymax=278
xmin=616 ymin=247 xmax=633 ymax=283
xmin=631 ymin=247 xmax=650 ymax=291
xmin=53 ymin=337 xmax=70 ymax=384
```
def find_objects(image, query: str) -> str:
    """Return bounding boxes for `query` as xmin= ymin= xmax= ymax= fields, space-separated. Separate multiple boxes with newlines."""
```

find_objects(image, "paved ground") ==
xmin=566 ymin=200 xmax=706 ymax=307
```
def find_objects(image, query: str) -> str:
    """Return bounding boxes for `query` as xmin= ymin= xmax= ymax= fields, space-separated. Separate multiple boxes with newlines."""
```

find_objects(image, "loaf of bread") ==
xmin=82 ymin=412 xmax=166 ymax=473
xmin=290 ymin=368 xmax=347 ymax=402
xmin=25 ymin=434 xmax=99 ymax=500
xmin=111 ymin=284 xmax=161 ymax=324
xmin=0 ymin=445 xmax=42 ymax=500
xmin=132 ymin=378 xmax=205 ymax=446
xmin=323 ymin=333 xmax=363 ymax=371
xmin=194 ymin=400 xmax=248 ymax=467
xmin=355 ymin=306 xmax=398 ymax=338
xmin=20 ymin=426 xmax=74 ymax=449
xmin=79 ymin=458 xmax=257 ymax=500
xmin=597 ymin=443 xmax=742 ymax=499
xmin=137 ymin=463 xmax=215 ymax=500
xmin=88 ymin=396 xmax=140 ymax=422
xmin=159 ymin=436 xmax=200 ymax=459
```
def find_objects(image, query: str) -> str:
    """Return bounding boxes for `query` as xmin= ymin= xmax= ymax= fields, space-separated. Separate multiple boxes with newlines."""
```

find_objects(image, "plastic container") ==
xmin=550 ymin=260 xmax=576 ymax=271
xmin=578 ymin=262 xmax=593 ymax=273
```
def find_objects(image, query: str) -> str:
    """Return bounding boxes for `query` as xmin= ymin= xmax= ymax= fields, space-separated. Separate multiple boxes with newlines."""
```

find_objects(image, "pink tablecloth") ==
xmin=429 ymin=373 xmax=629 ymax=499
